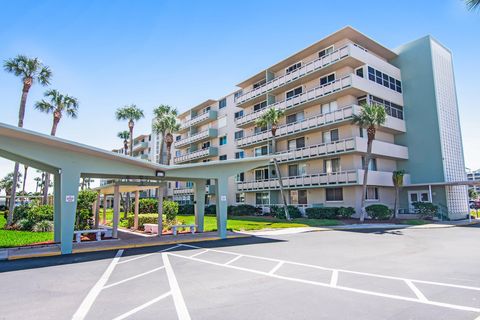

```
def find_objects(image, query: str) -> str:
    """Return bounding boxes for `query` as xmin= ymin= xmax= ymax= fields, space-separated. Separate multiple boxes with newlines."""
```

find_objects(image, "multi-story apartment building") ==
xmin=166 ymin=26 xmax=469 ymax=219
xmin=467 ymin=169 xmax=480 ymax=194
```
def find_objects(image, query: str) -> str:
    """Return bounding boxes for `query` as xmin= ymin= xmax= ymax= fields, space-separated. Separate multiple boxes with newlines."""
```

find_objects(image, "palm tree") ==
xmin=35 ymin=89 xmax=79 ymax=204
xmin=34 ymin=177 xmax=42 ymax=193
xmin=115 ymin=105 xmax=144 ymax=156
xmin=255 ymin=108 xmax=291 ymax=220
xmin=352 ymin=103 xmax=387 ymax=222
xmin=392 ymin=170 xmax=405 ymax=219
xmin=117 ymin=131 xmax=130 ymax=155
xmin=0 ymin=172 xmax=22 ymax=209
xmin=153 ymin=114 xmax=180 ymax=165
xmin=152 ymin=105 xmax=178 ymax=164
xmin=22 ymin=165 xmax=28 ymax=194
xmin=3 ymin=55 xmax=52 ymax=225
xmin=466 ymin=0 xmax=480 ymax=10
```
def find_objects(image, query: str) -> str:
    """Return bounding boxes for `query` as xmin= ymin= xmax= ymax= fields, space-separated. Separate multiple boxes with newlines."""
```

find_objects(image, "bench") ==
xmin=171 ymin=224 xmax=197 ymax=236
xmin=144 ymin=223 xmax=158 ymax=234
xmin=74 ymin=229 xmax=112 ymax=243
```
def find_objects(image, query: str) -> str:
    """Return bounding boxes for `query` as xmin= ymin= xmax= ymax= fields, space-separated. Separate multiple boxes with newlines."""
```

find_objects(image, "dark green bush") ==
xmin=366 ymin=204 xmax=392 ymax=220
xmin=270 ymin=205 xmax=303 ymax=219
xmin=137 ymin=198 xmax=158 ymax=214
xmin=205 ymin=205 xmax=216 ymax=215
xmin=76 ymin=190 xmax=98 ymax=230
xmin=27 ymin=205 xmax=54 ymax=223
xmin=124 ymin=214 xmax=158 ymax=229
xmin=228 ymin=204 xmax=257 ymax=216
xmin=306 ymin=207 xmax=338 ymax=219
xmin=412 ymin=202 xmax=438 ymax=219
xmin=338 ymin=207 xmax=355 ymax=219
xmin=12 ymin=204 xmax=31 ymax=223
xmin=164 ymin=201 xmax=179 ymax=223
xmin=178 ymin=204 xmax=194 ymax=215
xmin=15 ymin=218 xmax=35 ymax=231
xmin=33 ymin=220 xmax=54 ymax=232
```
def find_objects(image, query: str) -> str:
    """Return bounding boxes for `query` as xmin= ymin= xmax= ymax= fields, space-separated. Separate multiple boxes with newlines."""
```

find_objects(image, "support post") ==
xmin=102 ymin=193 xmax=107 ymax=224
xmin=215 ymin=176 xmax=228 ymax=239
xmin=112 ymin=185 xmax=120 ymax=238
xmin=59 ymin=169 xmax=81 ymax=254
xmin=194 ymin=180 xmax=206 ymax=233
xmin=53 ymin=172 xmax=61 ymax=243
xmin=134 ymin=190 xmax=140 ymax=230
xmin=157 ymin=186 xmax=164 ymax=236
xmin=94 ymin=192 xmax=100 ymax=229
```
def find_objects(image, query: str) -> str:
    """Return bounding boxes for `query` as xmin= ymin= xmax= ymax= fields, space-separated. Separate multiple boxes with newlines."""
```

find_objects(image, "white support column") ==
xmin=428 ymin=184 xmax=433 ymax=202
xmin=134 ymin=190 xmax=140 ymax=230
xmin=53 ymin=172 xmax=61 ymax=243
xmin=112 ymin=185 xmax=120 ymax=239
xmin=194 ymin=180 xmax=206 ymax=233
xmin=102 ymin=193 xmax=107 ymax=224
xmin=94 ymin=192 xmax=100 ymax=229
xmin=59 ymin=169 xmax=81 ymax=254
xmin=215 ymin=176 xmax=228 ymax=239
xmin=157 ymin=186 xmax=164 ymax=236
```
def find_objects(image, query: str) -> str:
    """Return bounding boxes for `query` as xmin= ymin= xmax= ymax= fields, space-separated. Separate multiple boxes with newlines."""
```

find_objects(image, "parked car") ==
xmin=470 ymin=200 xmax=480 ymax=209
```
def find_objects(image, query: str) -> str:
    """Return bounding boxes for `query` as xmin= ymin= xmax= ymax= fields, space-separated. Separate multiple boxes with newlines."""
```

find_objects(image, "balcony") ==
xmin=235 ymin=73 xmax=404 ymax=127
xmin=173 ymin=185 xmax=216 ymax=195
xmin=132 ymin=141 xmax=148 ymax=152
xmin=236 ymin=105 xmax=360 ymax=148
xmin=174 ymin=147 xmax=218 ymax=164
xmin=174 ymin=128 xmax=218 ymax=148
xmin=134 ymin=153 xmax=149 ymax=160
xmin=237 ymin=169 xmax=405 ymax=192
xmin=178 ymin=110 xmax=217 ymax=133
xmin=235 ymin=44 xmax=360 ymax=106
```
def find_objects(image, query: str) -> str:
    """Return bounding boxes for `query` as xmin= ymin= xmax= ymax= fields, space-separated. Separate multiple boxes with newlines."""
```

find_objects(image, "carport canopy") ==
xmin=0 ymin=122 xmax=271 ymax=254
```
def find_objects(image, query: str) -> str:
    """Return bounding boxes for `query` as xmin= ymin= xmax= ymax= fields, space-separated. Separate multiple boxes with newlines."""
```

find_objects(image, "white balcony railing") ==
xmin=236 ymin=104 xmax=359 ymax=148
xmin=174 ymin=147 xmax=218 ymax=164
xmin=237 ymin=170 xmax=358 ymax=191
xmin=274 ymin=138 xmax=356 ymax=162
xmin=235 ymin=44 xmax=351 ymax=105
xmin=235 ymin=74 xmax=354 ymax=126
xmin=179 ymin=110 xmax=217 ymax=131
xmin=174 ymin=129 xmax=217 ymax=148
xmin=173 ymin=185 xmax=215 ymax=195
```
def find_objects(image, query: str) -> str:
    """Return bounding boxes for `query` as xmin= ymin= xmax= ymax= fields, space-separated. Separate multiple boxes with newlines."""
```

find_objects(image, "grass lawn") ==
xmin=0 ymin=214 xmax=53 ymax=248
xmin=402 ymin=219 xmax=431 ymax=225
xmin=102 ymin=209 xmax=342 ymax=231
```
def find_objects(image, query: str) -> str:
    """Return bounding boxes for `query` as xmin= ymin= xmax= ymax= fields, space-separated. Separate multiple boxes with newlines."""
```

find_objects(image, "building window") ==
xmin=326 ymin=188 xmax=343 ymax=201
xmin=255 ymin=192 xmax=270 ymax=205
xmin=202 ymin=141 xmax=210 ymax=149
xmin=321 ymin=101 xmax=338 ymax=114
xmin=254 ymin=145 xmax=268 ymax=157
xmin=186 ymin=181 xmax=193 ymax=188
xmin=253 ymin=100 xmax=267 ymax=111
xmin=219 ymin=155 xmax=227 ymax=161
xmin=254 ymin=125 xmax=267 ymax=134
xmin=236 ymin=193 xmax=245 ymax=203
xmin=176 ymin=135 xmax=181 ymax=141
xmin=235 ymin=151 xmax=244 ymax=159
xmin=234 ymin=90 xmax=243 ymax=99
xmin=253 ymin=79 xmax=266 ymax=89
xmin=219 ymin=98 xmax=227 ymax=109
xmin=175 ymin=150 xmax=181 ymax=157
xmin=318 ymin=46 xmax=334 ymax=58
xmin=368 ymin=95 xmax=404 ymax=120
xmin=320 ymin=73 xmax=335 ymax=85
xmin=286 ymin=86 xmax=303 ymax=99
xmin=288 ymin=137 xmax=305 ymax=150
xmin=355 ymin=67 xmax=364 ymax=78
xmin=323 ymin=129 xmax=339 ymax=143
xmin=290 ymin=190 xmax=308 ymax=205
xmin=367 ymin=66 xmax=402 ymax=93
xmin=218 ymin=116 xmax=227 ymax=128
xmin=286 ymin=62 xmax=302 ymax=73
xmin=234 ymin=110 xmax=244 ymax=119
xmin=288 ymin=164 xmax=306 ymax=177
xmin=286 ymin=111 xmax=304 ymax=124
xmin=255 ymin=168 xmax=269 ymax=180
xmin=234 ymin=130 xmax=244 ymax=140
xmin=324 ymin=158 xmax=341 ymax=173
xmin=365 ymin=187 xmax=379 ymax=200
xmin=362 ymin=157 xmax=377 ymax=171
xmin=236 ymin=172 xmax=245 ymax=182
xmin=219 ymin=136 xmax=227 ymax=146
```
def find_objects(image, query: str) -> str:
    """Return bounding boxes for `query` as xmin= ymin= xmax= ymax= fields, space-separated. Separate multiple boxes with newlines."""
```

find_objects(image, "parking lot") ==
xmin=1 ymin=225 xmax=480 ymax=319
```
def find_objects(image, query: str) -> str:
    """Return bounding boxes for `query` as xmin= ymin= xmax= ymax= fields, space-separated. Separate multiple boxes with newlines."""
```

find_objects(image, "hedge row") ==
xmin=305 ymin=207 xmax=355 ymax=219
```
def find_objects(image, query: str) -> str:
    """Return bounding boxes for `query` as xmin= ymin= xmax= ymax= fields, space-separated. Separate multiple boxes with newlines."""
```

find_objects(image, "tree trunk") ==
xmin=159 ymin=131 xmax=165 ymax=164
xmin=42 ymin=117 xmax=60 ymax=205
xmin=167 ymin=145 xmax=171 ymax=166
xmin=129 ymin=126 xmax=134 ymax=157
xmin=22 ymin=165 xmax=28 ymax=194
xmin=360 ymin=139 xmax=373 ymax=222
xmin=8 ymin=80 xmax=31 ymax=225
xmin=271 ymin=136 xmax=291 ymax=220
xmin=394 ymin=187 xmax=399 ymax=219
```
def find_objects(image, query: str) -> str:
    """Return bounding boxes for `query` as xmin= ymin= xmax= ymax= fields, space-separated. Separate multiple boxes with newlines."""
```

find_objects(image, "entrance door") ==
xmin=408 ymin=190 xmax=430 ymax=212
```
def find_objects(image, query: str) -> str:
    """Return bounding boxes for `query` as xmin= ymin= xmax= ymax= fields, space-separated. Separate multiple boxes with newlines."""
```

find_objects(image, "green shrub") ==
xmin=164 ymin=201 xmax=179 ymax=223
xmin=306 ymin=207 xmax=338 ymax=219
xmin=338 ymin=207 xmax=355 ymax=219
xmin=178 ymin=204 xmax=194 ymax=215
xmin=125 ymin=214 xmax=158 ymax=229
xmin=33 ymin=220 xmax=54 ymax=232
xmin=205 ymin=205 xmax=216 ymax=215
xmin=412 ymin=202 xmax=438 ymax=219
xmin=137 ymin=198 xmax=158 ymax=214
xmin=366 ymin=204 xmax=392 ymax=220
xmin=228 ymin=204 xmax=257 ymax=216
xmin=15 ymin=218 xmax=35 ymax=231
xmin=27 ymin=205 xmax=54 ymax=223
xmin=76 ymin=190 xmax=98 ymax=230
xmin=270 ymin=205 xmax=303 ymax=219
xmin=12 ymin=204 xmax=31 ymax=223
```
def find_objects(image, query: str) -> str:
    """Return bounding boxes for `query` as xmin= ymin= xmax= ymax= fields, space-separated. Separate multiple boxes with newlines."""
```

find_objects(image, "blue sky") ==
xmin=0 ymin=0 xmax=479 ymax=191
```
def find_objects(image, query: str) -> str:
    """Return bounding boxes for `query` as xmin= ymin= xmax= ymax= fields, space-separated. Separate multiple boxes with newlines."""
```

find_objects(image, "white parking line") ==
xmin=117 ymin=245 xmax=180 ymax=265
xmin=112 ymin=291 xmax=172 ymax=320
xmin=103 ymin=266 xmax=166 ymax=289
xmin=224 ymin=255 xmax=243 ymax=265
xmin=405 ymin=280 xmax=428 ymax=302
xmin=330 ymin=270 xmax=339 ymax=287
xmin=269 ymin=261 xmax=285 ymax=275
xmin=72 ymin=249 xmax=124 ymax=320
xmin=189 ymin=250 xmax=209 ymax=258
xmin=162 ymin=253 xmax=191 ymax=320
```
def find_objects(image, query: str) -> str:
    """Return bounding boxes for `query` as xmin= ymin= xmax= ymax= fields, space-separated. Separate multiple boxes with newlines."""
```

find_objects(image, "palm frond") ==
xmin=466 ymin=0 xmax=480 ymax=11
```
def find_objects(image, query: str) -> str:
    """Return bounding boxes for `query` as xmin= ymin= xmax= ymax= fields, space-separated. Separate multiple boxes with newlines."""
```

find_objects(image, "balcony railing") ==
xmin=179 ymin=110 xmax=217 ymax=132
xmin=274 ymin=138 xmax=356 ymax=162
xmin=235 ymin=44 xmax=351 ymax=105
xmin=174 ymin=147 xmax=218 ymax=164
xmin=132 ymin=141 xmax=148 ymax=151
xmin=236 ymin=104 xmax=359 ymax=148
xmin=235 ymin=75 xmax=354 ymax=126
xmin=173 ymin=185 xmax=216 ymax=195
xmin=237 ymin=170 xmax=358 ymax=191
xmin=174 ymin=128 xmax=217 ymax=148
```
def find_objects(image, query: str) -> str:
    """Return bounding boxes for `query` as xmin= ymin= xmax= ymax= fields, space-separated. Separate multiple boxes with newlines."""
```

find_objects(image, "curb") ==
xmin=6 ymin=234 xmax=250 ymax=261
